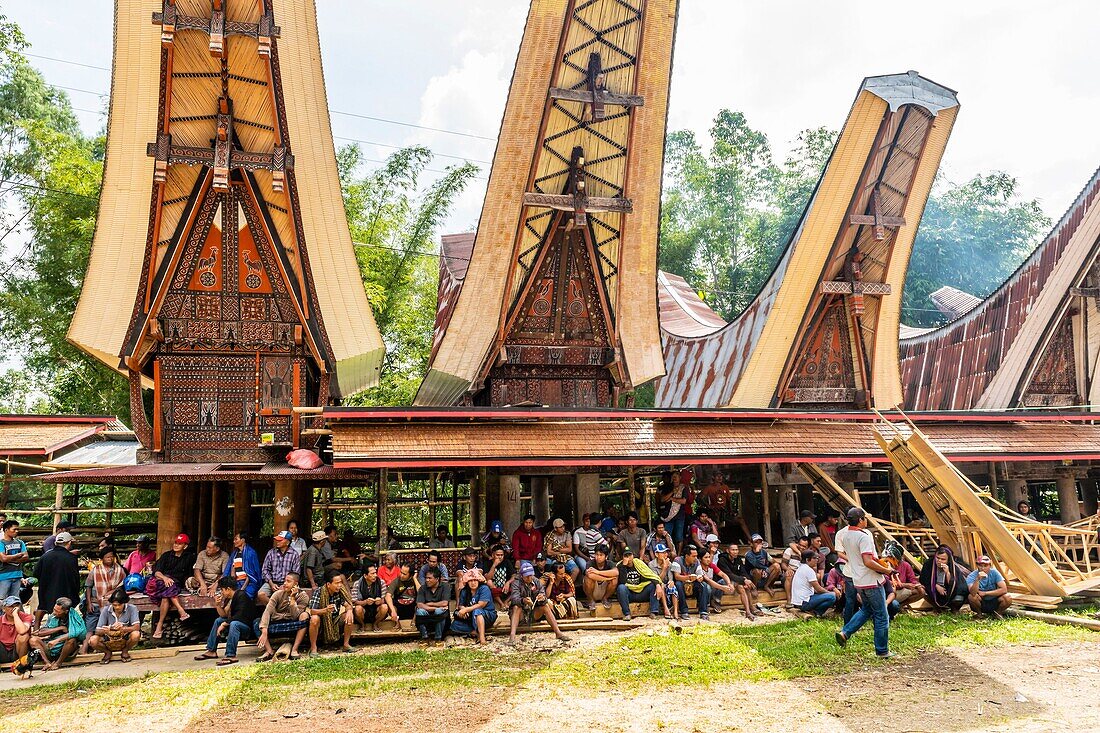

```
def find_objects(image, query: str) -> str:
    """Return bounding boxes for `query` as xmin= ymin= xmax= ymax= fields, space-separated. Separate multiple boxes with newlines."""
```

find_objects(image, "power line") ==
xmin=29 ymin=51 xmax=497 ymax=141
xmin=333 ymin=135 xmax=490 ymax=165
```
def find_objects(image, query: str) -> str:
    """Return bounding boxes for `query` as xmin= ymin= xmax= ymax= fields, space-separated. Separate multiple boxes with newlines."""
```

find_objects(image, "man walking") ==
xmin=834 ymin=507 xmax=894 ymax=659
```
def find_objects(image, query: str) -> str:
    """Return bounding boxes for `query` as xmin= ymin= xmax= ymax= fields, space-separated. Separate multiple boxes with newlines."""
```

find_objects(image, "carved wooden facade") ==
xmin=419 ymin=0 xmax=679 ymax=407
xmin=120 ymin=0 xmax=337 ymax=460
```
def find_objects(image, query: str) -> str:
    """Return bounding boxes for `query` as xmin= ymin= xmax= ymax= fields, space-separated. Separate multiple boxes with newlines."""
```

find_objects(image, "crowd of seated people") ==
xmin=0 ymin=478 xmax=1023 ymax=675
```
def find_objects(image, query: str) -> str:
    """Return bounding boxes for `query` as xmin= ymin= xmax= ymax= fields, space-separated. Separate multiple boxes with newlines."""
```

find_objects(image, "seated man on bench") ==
xmin=255 ymin=572 xmax=310 ymax=661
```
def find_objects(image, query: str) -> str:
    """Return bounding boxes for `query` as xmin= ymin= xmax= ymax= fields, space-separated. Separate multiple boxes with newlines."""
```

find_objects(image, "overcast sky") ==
xmin=9 ymin=1 xmax=1100 ymax=239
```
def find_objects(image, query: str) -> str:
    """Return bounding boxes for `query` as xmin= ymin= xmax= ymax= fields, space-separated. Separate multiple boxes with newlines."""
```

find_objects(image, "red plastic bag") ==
xmin=286 ymin=449 xmax=323 ymax=470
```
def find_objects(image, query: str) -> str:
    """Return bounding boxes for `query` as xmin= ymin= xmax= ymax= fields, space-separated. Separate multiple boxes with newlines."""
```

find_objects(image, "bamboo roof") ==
xmin=67 ymin=0 xmax=382 ymax=396
xmin=418 ymin=0 xmax=679 ymax=405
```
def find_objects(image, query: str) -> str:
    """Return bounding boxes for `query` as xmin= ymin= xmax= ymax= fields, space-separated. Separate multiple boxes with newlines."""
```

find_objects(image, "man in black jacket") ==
xmin=33 ymin=532 xmax=80 ymax=629
xmin=194 ymin=577 xmax=256 ymax=665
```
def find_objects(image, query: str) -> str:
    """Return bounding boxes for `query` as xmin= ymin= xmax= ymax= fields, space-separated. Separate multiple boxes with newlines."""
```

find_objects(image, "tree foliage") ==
xmin=904 ymin=172 xmax=1051 ymax=326
xmin=0 ymin=21 xmax=128 ymax=418
xmin=338 ymin=144 xmax=477 ymax=406
xmin=659 ymin=111 xmax=835 ymax=319
xmin=658 ymin=110 xmax=1050 ymax=330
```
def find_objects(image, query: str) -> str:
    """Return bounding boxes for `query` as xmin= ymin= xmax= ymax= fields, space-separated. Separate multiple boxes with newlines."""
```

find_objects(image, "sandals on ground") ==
xmin=216 ymin=657 xmax=238 ymax=666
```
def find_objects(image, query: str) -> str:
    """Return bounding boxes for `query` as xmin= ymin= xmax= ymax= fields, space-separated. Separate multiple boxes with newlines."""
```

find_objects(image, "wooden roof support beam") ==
xmin=153 ymin=1 xmax=280 ymax=53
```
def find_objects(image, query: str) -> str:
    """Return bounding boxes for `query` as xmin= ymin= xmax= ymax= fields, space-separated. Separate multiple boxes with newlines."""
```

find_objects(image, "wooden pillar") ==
xmin=196 ymin=482 xmax=213 ymax=542
xmin=1082 ymin=479 xmax=1099 ymax=517
xmin=778 ymin=484 xmax=797 ymax=546
xmin=1056 ymin=473 xmax=1082 ymax=523
xmin=273 ymin=480 xmax=295 ymax=533
xmin=297 ymin=483 xmax=314 ymax=537
xmin=889 ymin=468 xmax=904 ymax=524
xmin=531 ymin=477 xmax=550 ymax=525
xmin=739 ymin=481 xmax=758 ymax=533
xmin=500 ymin=474 xmax=522 ymax=535
xmin=105 ymin=484 xmax=116 ymax=532
xmin=233 ymin=481 xmax=251 ymax=538
xmin=987 ymin=461 xmax=999 ymax=499
xmin=759 ymin=464 xmax=772 ymax=546
xmin=551 ymin=475 xmax=573 ymax=525
xmin=157 ymin=481 xmax=185 ymax=554
xmin=576 ymin=473 xmax=600 ymax=522
xmin=183 ymin=482 xmax=200 ymax=542
xmin=211 ymin=482 xmax=228 ymax=541
xmin=428 ymin=473 xmax=438 ymax=538
xmin=53 ymin=483 xmax=64 ymax=534
xmin=469 ymin=471 xmax=483 ymax=544
xmin=1004 ymin=479 xmax=1028 ymax=513
xmin=484 ymin=470 xmax=500 ymax=526
xmin=377 ymin=469 xmax=389 ymax=542
xmin=841 ymin=481 xmax=860 ymax=508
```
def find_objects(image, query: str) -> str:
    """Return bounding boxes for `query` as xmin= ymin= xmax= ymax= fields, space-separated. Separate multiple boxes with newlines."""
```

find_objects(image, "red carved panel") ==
xmin=782 ymin=300 xmax=858 ymax=405
xmin=1022 ymin=316 xmax=1079 ymax=406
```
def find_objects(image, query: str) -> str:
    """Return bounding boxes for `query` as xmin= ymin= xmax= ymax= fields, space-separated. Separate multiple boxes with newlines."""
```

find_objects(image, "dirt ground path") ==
xmin=5 ymin=633 xmax=1100 ymax=732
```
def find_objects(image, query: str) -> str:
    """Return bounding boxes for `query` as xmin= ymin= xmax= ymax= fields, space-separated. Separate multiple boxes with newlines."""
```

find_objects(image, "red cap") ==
xmin=175 ymin=533 xmax=190 ymax=545
xmin=680 ymin=468 xmax=694 ymax=483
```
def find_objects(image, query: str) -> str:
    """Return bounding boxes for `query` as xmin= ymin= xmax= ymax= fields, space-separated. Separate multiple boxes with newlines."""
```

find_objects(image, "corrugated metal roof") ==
xmin=900 ymin=166 xmax=1100 ymax=410
xmin=929 ymin=285 xmax=982 ymax=321
xmin=657 ymin=271 xmax=727 ymax=338
xmin=43 ymin=440 xmax=140 ymax=470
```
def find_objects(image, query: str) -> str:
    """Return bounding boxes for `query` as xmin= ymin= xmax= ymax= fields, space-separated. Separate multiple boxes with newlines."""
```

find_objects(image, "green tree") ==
xmin=0 ymin=28 xmax=128 ymax=418
xmin=903 ymin=172 xmax=1051 ymax=327
xmin=339 ymin=144 xmax=477 ymax=406
xmin=659 ymin=113 xmax=834 ymax=319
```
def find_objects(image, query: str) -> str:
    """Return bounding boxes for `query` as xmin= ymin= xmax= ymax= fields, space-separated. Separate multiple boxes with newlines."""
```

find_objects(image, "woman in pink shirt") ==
xmin=122 ymin=536 xmax=155 ymax=576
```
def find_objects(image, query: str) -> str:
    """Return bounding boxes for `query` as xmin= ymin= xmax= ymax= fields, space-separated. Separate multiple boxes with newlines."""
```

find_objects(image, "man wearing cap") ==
xmin=148 ymin=533 xmax=196 ymax=639
xmin=259 ymin=530 xmax=302 ymax=607
xmin=545 ymin=518 xmax=579 ymax=583
xmin=966 ymin=556 xmax=1011 ymax=617
xmin=481 ymin=520 xmax=510 ymax=561
xmin=617 ymin=512 xmax=646 ymax=560
xmin=512 ymin=515 xmax=543 ymax=564
xmin=300 ymin=531 xmax=329 ymax=590
xmin=583 ymin=544 xmax=619 ymax=610
xmin=647 ymin=542 xmax=677 ymax=618
xmin=190 ymin=537 xmax=229 ymax=596
xmin=615 ymin=548 xmax=661 ymax=620
xmin=789 ymin=510 xmax=816 ymax=545
xmin=745 ymin=534 xmax=781 ymax=591
xmin=0 ymin=596 xmax=31 ymax=666
xmin=508 ymin=561 xmax=570 ymax=644
xmin=33 ymin=531 xmax=80 ymax=630
xmin=453 ymin=547 xmax=482 ymax=602
xmin=835 ymin=507 xmax=894 ymax=659
xmin=0 ymin=520 xmax=29 ymax=601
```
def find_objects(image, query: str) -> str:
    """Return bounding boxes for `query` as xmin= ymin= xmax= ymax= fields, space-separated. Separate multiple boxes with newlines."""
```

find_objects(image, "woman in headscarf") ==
xmin=919 ymin=545 xmax=969 ymax=611
xmin=451 ymin=568 xmax=495 ymax=645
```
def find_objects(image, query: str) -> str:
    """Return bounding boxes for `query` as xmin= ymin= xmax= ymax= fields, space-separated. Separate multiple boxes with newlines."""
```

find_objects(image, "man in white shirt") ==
xmin=834 ymin=507 xmax=894 ymax=659
xmin=790 ymin=551 xmax=840 ymax=617
xmin=833 ymin=518 xmax=858 ymax=624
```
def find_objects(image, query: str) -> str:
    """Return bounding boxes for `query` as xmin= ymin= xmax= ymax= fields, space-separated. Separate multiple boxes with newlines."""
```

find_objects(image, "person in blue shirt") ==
xmin=0 ymin=521 xmax=29 ymax=600
xmin=965 ymin=555 xmax=1011 ymax=617
xmin=223 ymin=532 xmax=261 ymax=598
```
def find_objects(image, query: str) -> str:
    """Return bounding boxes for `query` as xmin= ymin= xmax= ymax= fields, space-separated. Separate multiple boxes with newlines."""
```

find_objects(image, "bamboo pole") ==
xmin=759 ymin=464 xmax=772 ymax=546
xmin=377 ymin=469 xmax=389 ymax=542
xmin=1007 ymin=607 xmax=1100 ymax=631
xmin=53 ymin=483 xmax=64 ymax=533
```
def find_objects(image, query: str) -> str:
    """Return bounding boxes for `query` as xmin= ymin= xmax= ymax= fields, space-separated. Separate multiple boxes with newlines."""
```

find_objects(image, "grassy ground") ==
xmin=564 ymin=613 xmax=1094 ymax=684
xmin=0 ymin=615 xmax=1091 ymax=727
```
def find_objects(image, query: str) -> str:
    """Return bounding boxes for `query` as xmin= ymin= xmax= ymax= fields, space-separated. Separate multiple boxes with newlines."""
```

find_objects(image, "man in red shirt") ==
xmin=0 ymin=596 xmax=31 ymax=665
xmin=891 ymin=558 xmax=924 ymax=607
xmin=511 ymin=515 xmax=543 ymax=564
